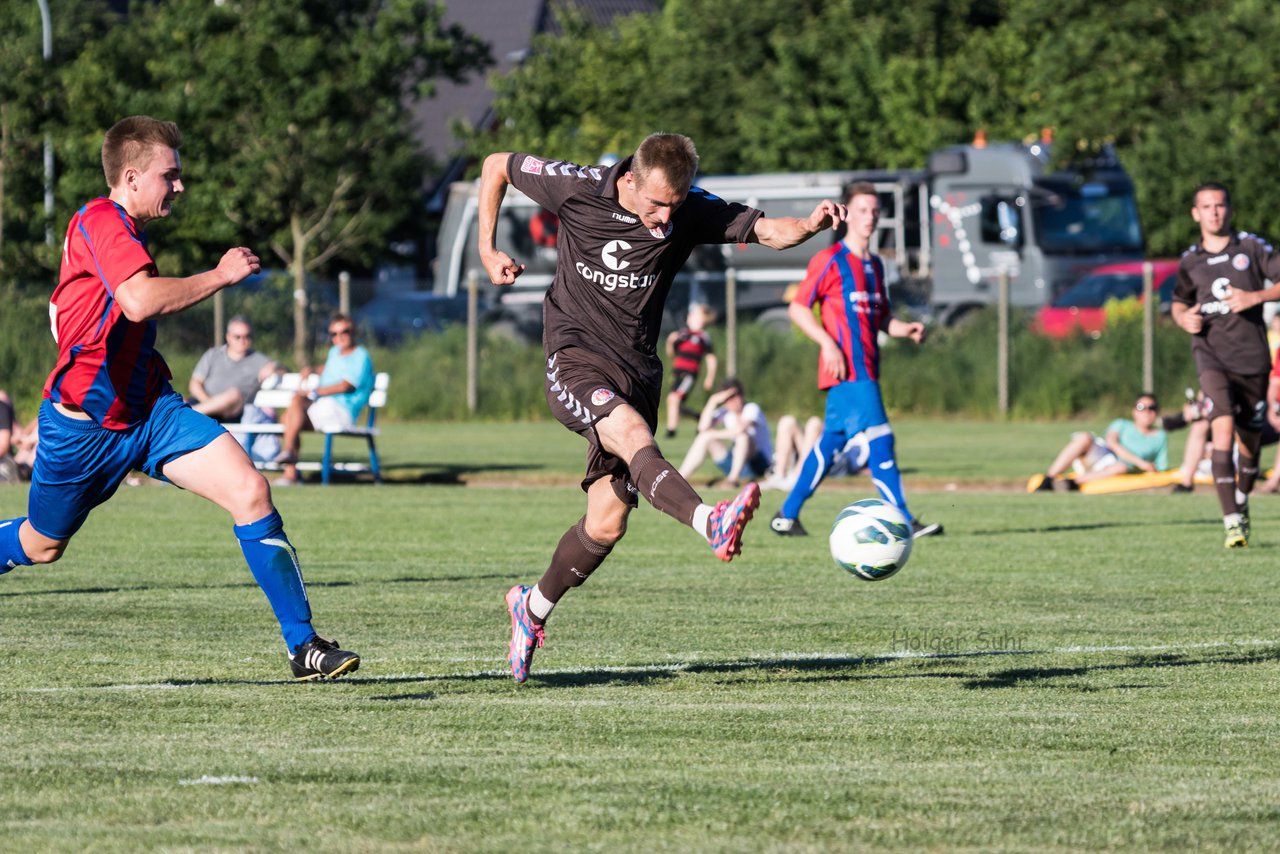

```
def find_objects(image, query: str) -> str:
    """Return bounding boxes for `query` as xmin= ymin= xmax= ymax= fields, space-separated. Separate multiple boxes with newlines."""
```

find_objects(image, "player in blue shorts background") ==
xmin=0 ymin=116 xmax=359 ymax=681
xmin=770 ymin=181 xmax=943 ymax=540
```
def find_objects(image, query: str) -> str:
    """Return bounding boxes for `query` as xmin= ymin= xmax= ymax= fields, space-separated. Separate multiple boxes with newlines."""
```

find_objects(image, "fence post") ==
xmin=466 ymin=269 xmax=479 ymax=414
xmin=1142 ymin=260 xmax=1154 ymax=392
xmin=725 ymin=266 xmax=738 ymax=378
xmin=998 ymin=271 xmax=1009 ymax=416
xmin=339 ymin=271 xmax=351 ymax=315
xmin=213 ymin=290 xmax=224 ymax=347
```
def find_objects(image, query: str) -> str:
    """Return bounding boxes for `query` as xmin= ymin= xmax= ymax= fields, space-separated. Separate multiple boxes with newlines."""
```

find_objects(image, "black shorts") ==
xmin=545 ymin=347 xmax=659 ymax=504
xmin=1199 ymin=369 xmax=1268 ymax=433
xmin=669 ymin=370 xmax=696 ymax=400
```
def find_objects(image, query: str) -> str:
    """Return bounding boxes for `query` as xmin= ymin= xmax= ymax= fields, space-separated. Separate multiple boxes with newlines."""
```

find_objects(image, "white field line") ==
xmin=17 ymin=638 xmax=1279 ymax=693
xmin=178 ymin=775 xmax=259 ymax=786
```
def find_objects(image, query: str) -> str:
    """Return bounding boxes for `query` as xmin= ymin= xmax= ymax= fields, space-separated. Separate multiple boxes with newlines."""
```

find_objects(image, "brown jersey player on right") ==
xmin=1171 ymin=182 xmax=1280 ymax=548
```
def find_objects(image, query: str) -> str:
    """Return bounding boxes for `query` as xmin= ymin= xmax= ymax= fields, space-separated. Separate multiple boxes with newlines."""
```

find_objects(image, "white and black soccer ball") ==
xmin=829 ymin=498 xmax=912 ymax=581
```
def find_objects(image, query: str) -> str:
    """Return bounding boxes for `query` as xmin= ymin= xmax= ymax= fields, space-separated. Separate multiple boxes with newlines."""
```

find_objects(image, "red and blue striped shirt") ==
xmin=792 ymin=242 xmax=889 ymax=389
xmin=43 ymin=197 xmax=173 ymax=429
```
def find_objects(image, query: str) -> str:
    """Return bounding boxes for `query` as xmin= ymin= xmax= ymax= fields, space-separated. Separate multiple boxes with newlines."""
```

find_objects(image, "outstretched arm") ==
xmin=751 ymin=199 xmax=847 ymax=250
xmin=477 ymin=153 xmax=525 ymax=286
xmin=113 ymin=247 xmax=260 ymax=322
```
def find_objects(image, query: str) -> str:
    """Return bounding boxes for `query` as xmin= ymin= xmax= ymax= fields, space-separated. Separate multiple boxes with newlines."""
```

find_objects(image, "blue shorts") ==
xmin=825 ymin=380 xmax=890 ymax=437
xmin=27 ymin=390 xmax=225 ymax=540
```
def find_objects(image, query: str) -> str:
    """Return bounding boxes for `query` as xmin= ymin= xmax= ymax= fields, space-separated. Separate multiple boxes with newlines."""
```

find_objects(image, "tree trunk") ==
xmin=291 ymin=212 xmax=309 ymax=368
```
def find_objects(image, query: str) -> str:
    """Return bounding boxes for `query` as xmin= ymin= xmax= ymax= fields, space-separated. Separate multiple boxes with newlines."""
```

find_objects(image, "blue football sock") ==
xmin=867 ymin=431 xmax=910 ymax=520
xmin=781 ymin=432 xmax=844 ymax=520
xmin=0 ymin=517 xmax=34 ymax=574
xmin=234 ymin=510 xmax=314 ymax=653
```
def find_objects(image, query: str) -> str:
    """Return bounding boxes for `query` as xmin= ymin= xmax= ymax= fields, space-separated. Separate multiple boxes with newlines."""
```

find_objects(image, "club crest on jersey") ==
xmin=1233 ymin=253 xmax=1251 ymax=271
xmin=591 ymin=388 xmax=616 ymax=406
xmin=520 ymin=156 xmax=545 ymax=175
xmin=649 ymin=223 xmax=673 ymax=239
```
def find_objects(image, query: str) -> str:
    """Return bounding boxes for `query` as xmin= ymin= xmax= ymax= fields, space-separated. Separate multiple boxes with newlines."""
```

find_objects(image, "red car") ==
xmin=1034 ymin=260 xmax=1180 ymax=339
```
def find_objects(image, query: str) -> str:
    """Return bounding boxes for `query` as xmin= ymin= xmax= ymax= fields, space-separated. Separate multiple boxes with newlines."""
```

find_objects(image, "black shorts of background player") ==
xmin=478 ymin=133 xmax=847 ymax=682
xmin=1171 ymin=181 xmax=1280 ymax=547
xmin=664 ymin=303 xmax=717 ymax=437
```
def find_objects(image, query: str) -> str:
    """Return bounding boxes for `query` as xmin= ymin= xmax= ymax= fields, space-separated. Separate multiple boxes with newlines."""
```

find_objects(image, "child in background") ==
xmin=664 ymin=303 xmax=718 ymax=438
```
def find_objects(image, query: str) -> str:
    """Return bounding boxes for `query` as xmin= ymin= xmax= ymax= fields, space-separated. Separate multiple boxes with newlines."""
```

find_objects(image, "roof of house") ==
xmin=414 ymin=0 xmax=658 ymax=198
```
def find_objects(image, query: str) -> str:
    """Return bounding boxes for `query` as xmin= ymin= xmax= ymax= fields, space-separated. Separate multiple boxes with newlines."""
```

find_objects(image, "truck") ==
xmin=431 ymin=136 xmax=1146 ymax=338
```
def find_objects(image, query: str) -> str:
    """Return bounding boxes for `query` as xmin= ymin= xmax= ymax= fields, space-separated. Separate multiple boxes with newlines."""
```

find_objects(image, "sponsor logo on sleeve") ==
xmin=520 ymin=156 xmax=545 ymax=175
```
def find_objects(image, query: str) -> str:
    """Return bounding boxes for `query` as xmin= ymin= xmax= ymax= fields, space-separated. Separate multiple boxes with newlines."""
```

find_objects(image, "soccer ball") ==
xmin=829 ymin=498 xmax=913 ymax=581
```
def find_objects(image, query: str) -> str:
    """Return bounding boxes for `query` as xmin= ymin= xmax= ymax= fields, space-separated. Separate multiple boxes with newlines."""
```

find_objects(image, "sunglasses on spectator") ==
xmin=329 ymin=327 xmax=353 ymax=337
xmin=1134 ymin=402 xmax=1158 ymax=412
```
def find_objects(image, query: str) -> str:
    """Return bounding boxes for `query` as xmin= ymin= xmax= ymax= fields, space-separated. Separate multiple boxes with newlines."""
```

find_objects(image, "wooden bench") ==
xmin=226 ymin=372 xmax=389 ymax=485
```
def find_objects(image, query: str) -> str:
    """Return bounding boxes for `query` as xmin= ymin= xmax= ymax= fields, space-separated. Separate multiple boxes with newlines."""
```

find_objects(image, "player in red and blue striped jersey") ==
xmin=771 ymin=182 xmax=942 ymax=539
xmin=0 ymin=116 xmax=358 ymax=680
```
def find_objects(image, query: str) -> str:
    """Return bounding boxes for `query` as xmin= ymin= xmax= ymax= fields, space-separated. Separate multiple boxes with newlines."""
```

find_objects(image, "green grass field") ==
xmin=2 ymin=419 xmax=1279 ymax=851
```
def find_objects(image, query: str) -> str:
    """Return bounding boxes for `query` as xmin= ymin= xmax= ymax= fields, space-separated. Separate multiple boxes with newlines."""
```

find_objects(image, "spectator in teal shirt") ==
xmin=1028 ymin=393 xmax=1169 ymax=492
xmin=275 ymin=313 xmax=375 ymax=485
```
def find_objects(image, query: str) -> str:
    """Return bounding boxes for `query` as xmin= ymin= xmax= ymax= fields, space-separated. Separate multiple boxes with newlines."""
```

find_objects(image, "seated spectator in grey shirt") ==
xmin=189 ymin=315 xmax=281 ymax=423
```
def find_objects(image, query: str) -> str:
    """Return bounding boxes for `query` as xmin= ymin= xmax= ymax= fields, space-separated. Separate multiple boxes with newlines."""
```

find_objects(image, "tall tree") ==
xmin=0 ymin=0 xmax=116 ymax=284
xmin=474 ymin=0 xmax=1280 ymax=258
xmin=57 ymin=0 xmax=489 ymax=364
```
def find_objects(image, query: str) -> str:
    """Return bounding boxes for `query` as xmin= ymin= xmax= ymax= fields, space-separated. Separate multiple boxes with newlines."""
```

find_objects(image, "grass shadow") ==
xmin=48 ymin=644 xmax=1280 ymax=695
xmin=962 ymin=646 xmax=1280 ymax=689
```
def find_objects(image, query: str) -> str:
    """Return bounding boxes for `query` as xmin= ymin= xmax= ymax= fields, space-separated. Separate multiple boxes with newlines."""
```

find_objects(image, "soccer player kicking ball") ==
xmin=1171 ymin=182 xmax=1280 ymax=548
xmin=0 ymin=116 xmax=359 ymax=680
xmin=770 ymin=182 xmax=942 ymax=541
xmin=479 ymin=133 xmax=847 ymax=683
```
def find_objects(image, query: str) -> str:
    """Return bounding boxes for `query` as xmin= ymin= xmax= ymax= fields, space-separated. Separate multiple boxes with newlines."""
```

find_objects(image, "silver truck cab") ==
xmin=926 ymin=141 xmax=1146 ymax=325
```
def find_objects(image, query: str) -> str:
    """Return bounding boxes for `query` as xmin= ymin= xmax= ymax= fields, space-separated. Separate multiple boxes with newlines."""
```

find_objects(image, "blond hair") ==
xmin=102 ymin=116 xmax=182 ymax=188
xmin=632 ymin=133 xmax=699 ymax=194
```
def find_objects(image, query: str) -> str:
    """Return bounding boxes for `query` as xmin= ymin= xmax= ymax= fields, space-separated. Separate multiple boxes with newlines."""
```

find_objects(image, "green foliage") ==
xmin=0 ymin=0 xmax=117 ymax=278
xmin=0 ymin=299 xmax=1204 ymax=423
xmin=76 ymin=0 xmax=485 ymax=272
xmin=1 ymin=0 xmax=490 ymax=288
xmin=470 ymin=0 xmax=1280 ymax=259
xmin=0 ymin=284 xmax=58 ymax=416
xmin=731 ymin=307 xmax=1198 ymax=422
xmin=370 ymin=326 xmax=550 ymax=421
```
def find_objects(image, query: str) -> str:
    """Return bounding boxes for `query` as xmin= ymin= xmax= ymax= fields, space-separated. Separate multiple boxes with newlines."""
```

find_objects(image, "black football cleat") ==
xmin=911 ymin=518 xmax=944 ymax=539
xmin=289 ymin=636 xmax=360 ymax=681
xmin=770 ymin=512 xmax=808 ymax=537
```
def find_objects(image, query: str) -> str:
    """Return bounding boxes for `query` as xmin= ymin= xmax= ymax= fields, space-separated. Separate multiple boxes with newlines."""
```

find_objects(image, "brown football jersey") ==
xmin=1173 ymin=233 xmax=1280 ymax=375
xmin=508 ymin=153 xmax=761 ymax=389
